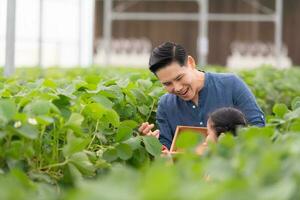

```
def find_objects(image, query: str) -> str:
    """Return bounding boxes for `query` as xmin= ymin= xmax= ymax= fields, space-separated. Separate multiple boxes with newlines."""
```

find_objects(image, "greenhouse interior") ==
xmin=1 ymin=0 xmax=300 ymax=199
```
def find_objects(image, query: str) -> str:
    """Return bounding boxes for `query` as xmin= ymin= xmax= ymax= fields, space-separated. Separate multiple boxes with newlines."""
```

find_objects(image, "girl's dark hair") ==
xmin=149 ymin=42 xmax=188 ymax=74
xmin=209 ymin=107 xmax=247 ymax=137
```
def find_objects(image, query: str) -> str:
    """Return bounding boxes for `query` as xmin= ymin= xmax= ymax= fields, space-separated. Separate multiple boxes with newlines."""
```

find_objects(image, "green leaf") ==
xmin=85 ymin=75 xmax=101 ymax=84
xmin=149 ymin=87 xmax=164 ymax=97
xmin=124 ymin=90 xmax=137 ymax=105
xmin=36 ymin=115 xmax=54 ymax=125
xmin=137 ymin=79 xmax=153 ymax=90
xmin=57 ymin=85 xmax=76 ymax=99
xmin=102 ymin=148 xmax=118 ymax=162
xmin=23 ymin=100 xmax=51 ymax=116
xmin=273 ymin=103 xmax=288 ymax=118
xmin=7 ymin=140 xmax=23 ymax=159
xmin=289 ymin=119 xmax=300 ymax=132
xmin=176 ymin=131 xmax=204 ymax=150
xmin=115 ymin=120 xmax=137 ymax=142
xmin=0 ymin=130 xmax=6 ymax=139
xmin=92 ymin=95 xmax=113 ymax=109
xmin=63 ymin=133 xmax=89 ymax=157
xmin=69 ymin=152 xmax=95 ymax=176
xmin=285 ymin=107 xmax=300 ymax=121
xmin=291 ymin=96 xmax=300 ymax=110
xmin=120 ymin=120 xmax=138 ymax=129
xmin=115 ymin=125 xmax=132 ymax=142
xmin=142 ymin=136 xmax=162 ymax=157
xmin=0 ymin=99 xmax=17 ymax=124
xmin=116 ymin=78 xmax=130 ymax=88
xmin=116 ymin=143 xmax=133 ymax=160
xmin=16 ymin=124 xmax=38 ymax=139
xmin=124 ymin=136 xmax=142 ymax=150
xmin=43 ymin=79 xmax=57 ymax=88
xmin=65 ymin=113 xmax=84 ymax=127
xmin=104 ymin=109 xmax=120 ymax=127
xmin=131 ymin=89 xmax=147 ymax=102
xmin=98 ymin=85 xmax=123 ymax=101
xmin=138 ymin=105 xmax=150 ymax=116
xmin=83 ymin=103 xmax=106 ymax=120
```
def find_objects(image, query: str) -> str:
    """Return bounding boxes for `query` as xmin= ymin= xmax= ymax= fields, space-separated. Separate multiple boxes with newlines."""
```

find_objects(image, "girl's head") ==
xmin=206 ymin=107 xmax=248 ymax=143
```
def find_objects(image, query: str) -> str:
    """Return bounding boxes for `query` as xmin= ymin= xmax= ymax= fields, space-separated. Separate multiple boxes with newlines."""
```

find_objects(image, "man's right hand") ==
xmin=138 ymin=122 xmax=160 ymax=138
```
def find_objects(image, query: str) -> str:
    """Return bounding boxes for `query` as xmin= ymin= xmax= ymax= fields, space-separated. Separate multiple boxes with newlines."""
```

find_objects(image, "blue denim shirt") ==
xmin=156 ymin=72 xmax=265 ymax=149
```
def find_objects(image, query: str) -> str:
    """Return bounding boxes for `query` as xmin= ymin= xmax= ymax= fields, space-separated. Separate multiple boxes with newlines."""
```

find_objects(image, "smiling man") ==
xmin=139 ymin=42 xmax=265 ymax=150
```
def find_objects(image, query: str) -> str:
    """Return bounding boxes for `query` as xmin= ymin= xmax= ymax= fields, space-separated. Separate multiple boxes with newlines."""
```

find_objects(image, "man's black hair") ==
xmin=209 ymin=107 xmax=248 ymax=137
xmin=149 ymin=42 xmax=188 ymax=74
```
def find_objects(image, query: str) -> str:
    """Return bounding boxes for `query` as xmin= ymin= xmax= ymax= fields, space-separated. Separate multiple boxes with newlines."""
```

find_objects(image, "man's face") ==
xmin=156 ymin=61 xmax=198 ymax=101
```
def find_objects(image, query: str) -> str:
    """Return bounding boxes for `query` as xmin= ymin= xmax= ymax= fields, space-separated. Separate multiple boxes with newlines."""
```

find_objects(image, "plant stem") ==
xmin=39 ymin=159 xmax=69 ymax=170
xmin=146 ymin=99 xmax=156 ymax=122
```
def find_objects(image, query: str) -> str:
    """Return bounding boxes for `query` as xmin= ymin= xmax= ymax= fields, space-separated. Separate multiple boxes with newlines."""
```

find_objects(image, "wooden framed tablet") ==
xmin=170 ymin=126 xmax=208 ymax=152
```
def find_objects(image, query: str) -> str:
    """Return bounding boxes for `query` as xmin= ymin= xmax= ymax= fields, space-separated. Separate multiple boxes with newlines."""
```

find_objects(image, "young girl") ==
xmin=196 ymin=107 xmax=248 ymax=155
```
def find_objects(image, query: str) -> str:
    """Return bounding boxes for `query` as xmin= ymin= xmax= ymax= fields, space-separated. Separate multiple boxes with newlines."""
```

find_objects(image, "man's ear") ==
xmin=187 ymin=56 xmax=196 ymax=69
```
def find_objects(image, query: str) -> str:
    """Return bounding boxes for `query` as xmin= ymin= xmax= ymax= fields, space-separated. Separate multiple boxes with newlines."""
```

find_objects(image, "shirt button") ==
xmin=192 ymin=105 xmax=196 ymax=109
xmin=199 ymin=122 xmax=203 ymax=125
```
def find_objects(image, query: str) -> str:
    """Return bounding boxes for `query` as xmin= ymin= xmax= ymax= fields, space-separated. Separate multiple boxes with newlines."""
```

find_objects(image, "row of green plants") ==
xmin=0 ymin=66 xmax=300 ymax=199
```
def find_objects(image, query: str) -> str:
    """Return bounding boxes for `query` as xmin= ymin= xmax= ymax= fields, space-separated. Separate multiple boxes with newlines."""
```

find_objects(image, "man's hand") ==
xmin=138 ymin=122 xmax=160 ymax=138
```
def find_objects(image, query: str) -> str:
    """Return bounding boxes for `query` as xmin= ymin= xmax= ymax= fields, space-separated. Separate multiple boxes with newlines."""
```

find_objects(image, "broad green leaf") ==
xmin=124 ymin=136 xmax=142 ymax=150
xmin=289 ymin=119 xmax=300 ymax=132
xmin=92 ymin=95 xmax=113 ymax=109
xmin=124 ymin=90 xmax=137 ymax=105
xmin=0 ymin=130 xmax=6 ymax=139
xmin=142 ymin=136 xmax=162 ymax=157
xmin=137 ymin=79 xmax=153 ymax=90
xmin=138 ymin=105 xmax=150 ymax=116
xmin=43 ymin=79 xmax=57 ymax=88
xmin=285 ymin=107 xmax=300 ymax=121
xmin=149 ymin=87 xmax=164 ymax=97
xmin=36 ymin=115 xmax=54 ymax=125
xmin=0 ymin=99 xmax=17 ymax=124
xmin=23 ymin=100 xmax=51 ymax=116
xmin=52 ymin=95 xmax=71 ymax=108
xmin=103 ymin=148 xmax=118 ymax=162
xmin=63 ymin=162 xmax=83 ymax=184
xmin=63 ymin=133 xmax=89 ymax=157
xmin=104 ymin=109 xmax=120 ymax=127
xmin=69 ymin=152 xmax=95 ymax=176
xmin=115 ymin=120 xmax=137 ymax=142
xmin=129 ymin=147 xmax=150 ymax=168
xmin=116 ymin=78 xmax=129 ymax=88
xmin=73 ymin=79 xmax=88 ymax=90
xmin=7 ymin=140 xmax=23 ymax=159
xmin=83 ymin=103 xmax=106 ymax=120
xmin=272 ymin=103 xmax=288 ymax=118
xmin=115 ymin=125 xmax=132 ymax=142
xmin=176 ymin=131 xmax=204 ymax=150
xmin=98 ymin=85 xmax=124 ymax=101
xmin=65 ymin=113 xmax=84 ymax=127
xmin=85 ymin=75 xmax=101 ymax=84
xmin=120 ymin=120 xmax=138 ymax=129
xmin=57 ymin=85 xmax=76 ymax=99
xmin=116 ymin=143 xmax=133 ymax=160
xmin=97 ymin=87 xmax=117 ymax=98
xmin=16 ymin=124 xmax=38 ymax=139
xmin=291 ymin=96 xmax=300 ymax=110
xmin=240 ymin=126 xmax=275 ymax=139
xmin=131 ymin=89 xmax=147 ymax=102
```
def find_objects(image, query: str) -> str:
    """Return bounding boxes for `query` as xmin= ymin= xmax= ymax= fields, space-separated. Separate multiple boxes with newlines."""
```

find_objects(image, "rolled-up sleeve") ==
xmin=232 ymin=75 xmax=265 ymax=127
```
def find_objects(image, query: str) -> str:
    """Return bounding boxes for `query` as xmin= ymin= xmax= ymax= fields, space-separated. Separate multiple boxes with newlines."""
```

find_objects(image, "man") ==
xmin=139 ymin=42 xmax=265 ymax=150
